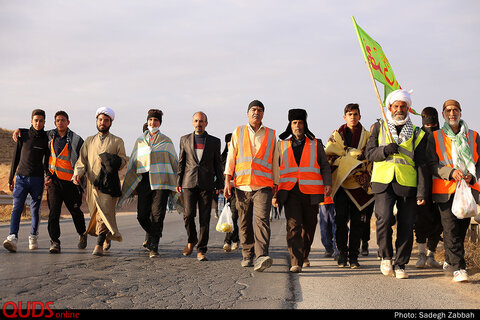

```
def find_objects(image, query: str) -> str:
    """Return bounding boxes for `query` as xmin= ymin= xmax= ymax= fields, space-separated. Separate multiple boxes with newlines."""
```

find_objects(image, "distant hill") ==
xmin=0 ymin=128 xmax=15 ymax=165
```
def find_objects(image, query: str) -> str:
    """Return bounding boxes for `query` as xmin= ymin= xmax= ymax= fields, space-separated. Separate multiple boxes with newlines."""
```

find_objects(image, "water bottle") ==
xmin=218 ymin=192 xmax=225 ymax=212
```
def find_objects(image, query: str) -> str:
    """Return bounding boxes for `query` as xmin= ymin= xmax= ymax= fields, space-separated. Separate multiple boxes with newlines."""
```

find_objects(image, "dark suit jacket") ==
xmin=177 ymin=132 xmax=224 ymax=191
xmin=365 ymin=121 xmax=427 ymax=199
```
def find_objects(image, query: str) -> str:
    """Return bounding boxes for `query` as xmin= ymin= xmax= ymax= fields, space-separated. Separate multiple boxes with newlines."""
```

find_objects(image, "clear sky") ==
xmin=1 ymin=0 xmax=479 ymax=153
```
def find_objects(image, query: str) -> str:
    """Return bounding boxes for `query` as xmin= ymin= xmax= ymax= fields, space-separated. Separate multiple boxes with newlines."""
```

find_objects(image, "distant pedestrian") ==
xmin=3 ymin=109 xmax=49 ymax=252
xmin=177 ymin=111 xmax=224 ymax=261
xmin=415 ymin=107 xmax=443 ymax=269
xmin=221 ymin=133 xmax=240 ymax=253
xmin=224 ymin=100 xmax=279 ymax=272
xmin=73 ymin=107 xmax=127 ymax=256
xmin=274 ymin=108 xmax=332 ymax=273
xmin=319 ymin=196 xmax=337 ymax=259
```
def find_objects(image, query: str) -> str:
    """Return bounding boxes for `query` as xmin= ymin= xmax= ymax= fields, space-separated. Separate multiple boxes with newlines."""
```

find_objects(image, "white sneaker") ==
xmin=395 ymin=267 xmax=409 ymax=279
xmin=453 ymin=269 xmax=469 ymax=283
xmin=231 ymin=242 xmax=239 ymax=250
xmin=29 ymin=235 xmax=38 ymax=250
xmin=3 ymin=235 xmax=17 ymax=252
xmin=380 ymin=259 xmax=394 ymax=276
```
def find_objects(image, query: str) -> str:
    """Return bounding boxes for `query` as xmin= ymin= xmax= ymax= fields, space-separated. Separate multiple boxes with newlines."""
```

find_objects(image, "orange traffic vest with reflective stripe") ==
xmin=278 ymin=137 xmax=324 ymax=194
xmin=432 ymin=129 xmax=480 ymax=194
xmin=48 ymin=137 xmax=74 ymax=181
xmin=233 ymin=125 xmax=275 ymax=188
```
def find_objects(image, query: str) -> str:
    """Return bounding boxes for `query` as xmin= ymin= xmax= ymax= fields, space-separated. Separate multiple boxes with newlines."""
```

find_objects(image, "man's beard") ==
xmin=97 ymin=124 xmax=111 ymax=133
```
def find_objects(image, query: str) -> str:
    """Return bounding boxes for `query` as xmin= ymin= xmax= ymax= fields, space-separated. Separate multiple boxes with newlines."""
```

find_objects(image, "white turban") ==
xmin=96 ymin=107 xmax=115 ymax=121
xmin=385 ymin=89 xmax=412 ymax=109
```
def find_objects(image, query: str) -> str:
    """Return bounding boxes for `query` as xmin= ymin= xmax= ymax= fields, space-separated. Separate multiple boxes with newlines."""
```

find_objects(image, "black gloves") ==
xmin=384 ymin=143 xmax=399 ymax=156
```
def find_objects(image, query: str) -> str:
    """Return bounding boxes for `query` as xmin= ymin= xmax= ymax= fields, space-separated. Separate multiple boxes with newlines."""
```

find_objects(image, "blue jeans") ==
xmin=10 ymin=175 xmax=44 ymax=237
xmin=319 ymin=203 xmax=337 ymax=254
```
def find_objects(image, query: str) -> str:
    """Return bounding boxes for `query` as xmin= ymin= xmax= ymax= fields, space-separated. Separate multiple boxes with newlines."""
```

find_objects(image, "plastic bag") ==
xmin=452 ymin=179 xmax=478 ymax=219
xmin=216 ymin=203 xmax=233 ymax=233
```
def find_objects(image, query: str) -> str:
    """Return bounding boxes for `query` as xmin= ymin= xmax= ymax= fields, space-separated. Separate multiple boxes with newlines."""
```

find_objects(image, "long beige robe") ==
xmin=74 ymin=132 xmax=127 ymax=241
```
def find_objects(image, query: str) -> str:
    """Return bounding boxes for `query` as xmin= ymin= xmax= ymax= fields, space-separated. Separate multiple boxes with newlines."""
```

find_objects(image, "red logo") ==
xmin=2 ymin=301 xmax=54 ymax=318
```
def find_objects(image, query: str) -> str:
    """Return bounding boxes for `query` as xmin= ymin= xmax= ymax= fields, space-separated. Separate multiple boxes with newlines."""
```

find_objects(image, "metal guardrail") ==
xmin=0 ymin=194 xmax=31 ymax=206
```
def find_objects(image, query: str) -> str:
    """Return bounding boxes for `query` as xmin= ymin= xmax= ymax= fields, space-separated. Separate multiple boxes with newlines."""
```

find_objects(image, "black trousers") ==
xmin=183 ymin=187 xmax=213 ymax=253
xmin=437 ymin=197 xmax=471 ymax=270
xmin=47 ymin=176 xmax=86 ymax=244
xmin=374 ymin=184 xmax=417 ymax=267
xmin=283 ymin=185 xmax=318 ymax=267
xmin=334 ymin=188 xmax=374 ymax=259
xmin=414 ymin=197 xmax=443 ymax=251
xmin=137 ymin=173 xmax=170 ymax=247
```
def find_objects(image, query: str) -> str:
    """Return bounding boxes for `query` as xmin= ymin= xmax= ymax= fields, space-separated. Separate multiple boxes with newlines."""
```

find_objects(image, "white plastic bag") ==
xmin=216 ymin=203 xmax=233 ymax=233
xmin=452 ymin=179 xmax=477 ymax=219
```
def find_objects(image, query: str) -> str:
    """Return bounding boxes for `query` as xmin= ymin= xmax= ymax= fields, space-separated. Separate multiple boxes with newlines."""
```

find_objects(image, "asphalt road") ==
xmin=1 ymin=210 xmax=480 ymax=312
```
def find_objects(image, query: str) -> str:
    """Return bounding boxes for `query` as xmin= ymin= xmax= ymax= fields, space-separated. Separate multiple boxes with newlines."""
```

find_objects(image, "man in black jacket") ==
xmin=177 ymin=111 xmax=224 ymax=261
xmin=365 ymin=89 xmax=427 ymax=279
xmin=4 ymin=109 xmax=49 ymax=252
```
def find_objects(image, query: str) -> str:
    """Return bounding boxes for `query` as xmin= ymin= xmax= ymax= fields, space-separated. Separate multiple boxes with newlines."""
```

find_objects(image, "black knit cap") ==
xmin=247 ymin=100 xmax=264 ymax=112
xmin=421 ymin=107 xmax=438 ymax=126
xmin=279 ymin=108 xmax=315 ymax=140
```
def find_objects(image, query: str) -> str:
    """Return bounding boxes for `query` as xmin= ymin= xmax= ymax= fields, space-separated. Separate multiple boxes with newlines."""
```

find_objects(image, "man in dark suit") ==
xmin=177 ymin=111 xmax=224 ymax=261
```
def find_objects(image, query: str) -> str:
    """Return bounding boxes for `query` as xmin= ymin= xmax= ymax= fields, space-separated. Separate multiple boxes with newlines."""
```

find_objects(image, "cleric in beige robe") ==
xmin=73 ymin=107 xmax=127 ymax=255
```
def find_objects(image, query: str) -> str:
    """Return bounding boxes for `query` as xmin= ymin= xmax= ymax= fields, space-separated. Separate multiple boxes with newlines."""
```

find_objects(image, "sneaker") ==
xmin=290 ymin=265 xmax=302 ymax=273
xmin=395 ymin=266 xmax=409 ymax=279
xmin=337 ymin=253 xmax=348 ymax=268
xmin=416 ymin=252 xmax=427 ymax=268
xmin=231 ymin=242 xmax=239 ymax=250
xmin=350 ymin=258 xmax=360 ymax=269
xmin=223 ymin=243 xmax=231 ymax=253
xmin=241 ymin=258 xmax=253 ymax=267
xmin=380 ymin=259 xmax=394 ymax=276
xmin=426 ymin=255 xmax=442 ymax=268
xmin=453 ymin=269 xmax=469 ymax=282
xmin=49 ymin=241 xmax=61 ymax=254
xmin=3 ymin=235 xmax=17 ymax=252
xmin=78 ymin=234 xmax=87 ymax=249
xmin=149 ymin=249 xmax=159 ymax=258
xmin=254 ymin=256 xmax=273 ymax=272
xmin=361 ymin=242 xmax=369 ymax=256
xmin=29 ymin=235 xmax=38 ymax=250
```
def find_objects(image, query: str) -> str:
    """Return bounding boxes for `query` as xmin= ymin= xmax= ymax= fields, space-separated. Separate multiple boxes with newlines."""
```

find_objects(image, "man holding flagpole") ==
xmin=365 ymin=89 xmax=427 ymax=279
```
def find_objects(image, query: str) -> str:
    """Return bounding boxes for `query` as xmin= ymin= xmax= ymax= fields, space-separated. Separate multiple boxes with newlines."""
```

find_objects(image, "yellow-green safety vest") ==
xmin=371 ymin=121 xmax=425 ymax=187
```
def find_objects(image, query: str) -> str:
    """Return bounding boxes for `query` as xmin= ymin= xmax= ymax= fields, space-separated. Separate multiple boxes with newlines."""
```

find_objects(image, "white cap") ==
xmin=95 ymin=107 xmax=115 ymax=121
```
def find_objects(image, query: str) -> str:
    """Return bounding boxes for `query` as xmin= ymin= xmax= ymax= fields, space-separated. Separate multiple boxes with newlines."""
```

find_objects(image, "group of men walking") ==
xmin=3 ymin=90 xmax=479 ymax=283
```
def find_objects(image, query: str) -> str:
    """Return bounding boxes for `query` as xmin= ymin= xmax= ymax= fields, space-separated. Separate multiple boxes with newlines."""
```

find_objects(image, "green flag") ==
xmin=352 ymin=17 xmax=420 ymax=115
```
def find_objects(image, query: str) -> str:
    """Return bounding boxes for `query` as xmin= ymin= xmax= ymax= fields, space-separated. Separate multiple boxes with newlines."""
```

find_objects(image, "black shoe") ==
xmin=361 ymin=242 xmax=369 ymax=256
xmin=350 ymin=258 xmax=360 ymax=269
xmin=338 ymin=253 xmax=348 ymax=267
xmin=49 ymin=241 xmax=61 ymax=254
xmin=78 ymin=233 xmax=87 ymax=249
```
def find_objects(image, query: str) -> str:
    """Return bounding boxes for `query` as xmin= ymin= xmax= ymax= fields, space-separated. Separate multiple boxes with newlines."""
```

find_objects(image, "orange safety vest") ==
xmin=48 ymin=137 xmax=74 ymax=181
xmin=432 ymin=129 xmax=480 ymax=194
xmin=278 ymin=137 xmax=324 ymax=194
xmin=233 ymin=125 xmax=275 ymax=188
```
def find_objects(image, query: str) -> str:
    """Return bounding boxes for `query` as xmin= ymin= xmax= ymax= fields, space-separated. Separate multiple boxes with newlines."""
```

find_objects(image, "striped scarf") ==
xmin=442 ymin=120 xmax=476 ymax=176
xmin=118 ymin=131 xmax=179 ymax=207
